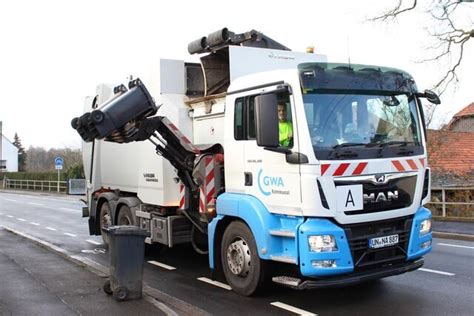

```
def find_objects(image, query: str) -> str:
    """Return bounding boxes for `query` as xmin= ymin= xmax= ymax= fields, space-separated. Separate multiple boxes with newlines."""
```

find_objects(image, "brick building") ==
xmin=446 ymin=102 xmax=474 ymax=132
xmin=427 ymin=102 xmax=474 ymax=186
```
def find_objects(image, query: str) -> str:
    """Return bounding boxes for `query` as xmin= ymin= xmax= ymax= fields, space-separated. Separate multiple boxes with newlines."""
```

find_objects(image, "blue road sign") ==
xmin=55 ymin=157 xmax=64 ymax=170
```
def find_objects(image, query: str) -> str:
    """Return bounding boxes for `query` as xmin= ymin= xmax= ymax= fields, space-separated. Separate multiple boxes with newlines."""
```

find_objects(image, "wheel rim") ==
xmin=226 ymin=238 xmax=251 ymax=276
xmin=119 ymin=214 xmax=132 ymax=225
xmin=101 ymin=209 xmax=111 ymax=229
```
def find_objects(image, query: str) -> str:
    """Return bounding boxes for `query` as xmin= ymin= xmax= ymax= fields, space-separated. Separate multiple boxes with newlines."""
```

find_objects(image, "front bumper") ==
xmin=298 ymin=206 xmax=432 ymax=278
xmin=275 ymin=259 xmax=424 ymax=289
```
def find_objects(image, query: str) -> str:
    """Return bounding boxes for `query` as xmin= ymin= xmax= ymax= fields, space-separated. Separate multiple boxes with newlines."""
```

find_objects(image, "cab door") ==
xmin=238 ymin=85 xmax=302 ymax=215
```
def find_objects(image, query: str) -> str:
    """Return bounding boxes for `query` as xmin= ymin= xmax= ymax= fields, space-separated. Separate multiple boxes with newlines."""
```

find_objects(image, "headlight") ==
xmin=420 ymin=219 xmax=432 ymax=235
xmin=308 ymin=235 xmax=338 ymax=252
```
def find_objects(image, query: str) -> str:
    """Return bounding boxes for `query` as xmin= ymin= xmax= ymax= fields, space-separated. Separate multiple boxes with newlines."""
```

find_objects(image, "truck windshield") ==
xmin=299 ymin=63 xmax=423 ymax=160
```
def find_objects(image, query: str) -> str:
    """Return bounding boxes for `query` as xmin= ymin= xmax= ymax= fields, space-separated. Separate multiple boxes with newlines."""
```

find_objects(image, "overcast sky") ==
xmin=1 ymin=0 xmax=473 ymax=149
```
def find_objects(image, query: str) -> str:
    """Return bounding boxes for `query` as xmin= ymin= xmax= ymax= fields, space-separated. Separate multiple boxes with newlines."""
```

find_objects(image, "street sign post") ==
xmin=55 ymin=157 xmax=64 ymax=192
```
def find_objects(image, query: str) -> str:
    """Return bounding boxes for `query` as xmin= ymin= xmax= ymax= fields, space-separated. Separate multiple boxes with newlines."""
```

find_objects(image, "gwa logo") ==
xmin=257 ymin=169 xmax=284 ymax=196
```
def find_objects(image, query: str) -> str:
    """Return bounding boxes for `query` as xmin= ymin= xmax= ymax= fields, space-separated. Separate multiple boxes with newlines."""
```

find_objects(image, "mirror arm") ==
xmin=264 ymin=148 xmax=309 ymax=164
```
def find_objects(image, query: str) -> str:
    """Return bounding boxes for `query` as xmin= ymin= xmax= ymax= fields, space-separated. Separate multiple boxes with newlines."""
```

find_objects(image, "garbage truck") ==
xmin=72 ymin=28 xmax=438 ymax=296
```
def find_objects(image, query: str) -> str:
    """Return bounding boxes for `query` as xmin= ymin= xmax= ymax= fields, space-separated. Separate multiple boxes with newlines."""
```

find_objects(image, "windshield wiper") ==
xmin=328 ymin=143 xmax=366 ymax=159
xmin=332 ymin=142 xmax=367 ymax=149
xmin=374 ymin=141 xmax=415 ymax=157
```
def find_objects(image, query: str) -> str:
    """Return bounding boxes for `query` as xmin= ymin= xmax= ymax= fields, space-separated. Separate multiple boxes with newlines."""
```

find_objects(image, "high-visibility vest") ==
xmin=279 ymin=121 xmax=293 ymax=147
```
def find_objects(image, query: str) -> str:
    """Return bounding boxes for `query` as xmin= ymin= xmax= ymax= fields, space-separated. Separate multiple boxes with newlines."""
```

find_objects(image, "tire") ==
xmin=113 ymin=286 xmax=128 ymax=302
xmin=103 ymin=280 xmax=112 ymax=295
xmin=99 ymin=202 xmax=112 ymax=247
xmin=116 ymin=205 xmax=135 ymax=226
xmin=221 ymin=221 xmax=267 ymax=296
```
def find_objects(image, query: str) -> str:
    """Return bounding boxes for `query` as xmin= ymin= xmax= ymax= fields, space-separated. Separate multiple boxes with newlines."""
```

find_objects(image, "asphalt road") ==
xmin=1 ymin=191 xmax=473 ymax=315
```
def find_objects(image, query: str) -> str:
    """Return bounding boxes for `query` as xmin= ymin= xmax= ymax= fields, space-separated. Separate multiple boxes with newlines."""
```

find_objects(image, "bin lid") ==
xmin=104 ymin=225 xmax=149 ymax=236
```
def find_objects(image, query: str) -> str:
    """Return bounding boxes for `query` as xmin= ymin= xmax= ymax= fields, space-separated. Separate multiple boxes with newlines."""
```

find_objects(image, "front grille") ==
xmin=335 ymin=173 xmax=417 ymax=215
xmin=342 ymin=215 xmax=412 ymax=271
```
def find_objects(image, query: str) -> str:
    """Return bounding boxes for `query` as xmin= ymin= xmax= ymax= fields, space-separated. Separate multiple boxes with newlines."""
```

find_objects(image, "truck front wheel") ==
xmin=221 ymin=221 xmax=267 ymax=296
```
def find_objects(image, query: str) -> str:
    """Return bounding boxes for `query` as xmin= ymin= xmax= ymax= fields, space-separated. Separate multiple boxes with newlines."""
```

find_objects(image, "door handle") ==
xmin=244 ymin=172 xmax=253 ymax=186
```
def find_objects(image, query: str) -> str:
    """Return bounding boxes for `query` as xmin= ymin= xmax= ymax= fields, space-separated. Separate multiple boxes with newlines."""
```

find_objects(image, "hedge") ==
xmin=1 ymin=172 xmax=68 ymax=181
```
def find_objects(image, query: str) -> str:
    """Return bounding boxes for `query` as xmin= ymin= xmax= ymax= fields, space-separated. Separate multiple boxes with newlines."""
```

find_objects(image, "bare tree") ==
xmin=26 ymin=146 xmax=82 ymax=173
xmin=371 ymin=0 xmax=474 ymax=125
xmin=371 ymin=0 xmax=419 ymax=21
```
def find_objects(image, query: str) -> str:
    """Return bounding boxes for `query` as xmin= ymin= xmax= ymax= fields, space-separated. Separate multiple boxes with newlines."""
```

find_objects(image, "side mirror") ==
xmin=422 ymin=89 xmax=441 ymax=105
xmin=255 ymin=93 xmax=279 ymax=147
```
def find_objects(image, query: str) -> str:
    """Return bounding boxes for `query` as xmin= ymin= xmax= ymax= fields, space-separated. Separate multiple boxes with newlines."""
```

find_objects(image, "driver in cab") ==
xmin=278 ymin=102 xmax=293 ymax=147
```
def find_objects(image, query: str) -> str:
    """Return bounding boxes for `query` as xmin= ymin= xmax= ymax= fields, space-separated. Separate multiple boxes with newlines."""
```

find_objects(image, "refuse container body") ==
xmin=104 ymin=225 xmax=148 ymax=301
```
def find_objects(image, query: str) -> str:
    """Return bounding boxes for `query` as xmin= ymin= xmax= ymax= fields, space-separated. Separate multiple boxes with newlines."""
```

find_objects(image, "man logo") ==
xmin=375 ymin=174 xmax=386 ymax=184
xmin=364 ymin=190 xmax=399 ymax=204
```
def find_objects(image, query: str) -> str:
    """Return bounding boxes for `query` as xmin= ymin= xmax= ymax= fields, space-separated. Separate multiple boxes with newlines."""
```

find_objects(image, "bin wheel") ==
xmin=113 ymin=286 xmax=128 ymax=302
xmin=221 ymin=221 xmax=268 ymax=296
xmin=103 ymin=280 xmax=112 ymax=295
xmin=91 ymin=110 xmax=105 ymax=124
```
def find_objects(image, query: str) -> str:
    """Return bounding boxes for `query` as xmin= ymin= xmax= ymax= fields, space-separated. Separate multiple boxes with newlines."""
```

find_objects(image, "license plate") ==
xmin=369 ymin=234 xmax=399 ymax=249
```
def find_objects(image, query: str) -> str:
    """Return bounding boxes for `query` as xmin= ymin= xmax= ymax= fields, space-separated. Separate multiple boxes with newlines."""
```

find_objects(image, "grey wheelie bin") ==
xmin=103 ymin=225 xmax=148 ymax=301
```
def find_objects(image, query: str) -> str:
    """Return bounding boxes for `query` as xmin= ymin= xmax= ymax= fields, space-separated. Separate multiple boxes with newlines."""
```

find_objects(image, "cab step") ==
xmin=272 ymin=276 xmax=302 ymax=288
xmin=269 ymin=229 xmax=296 ymax=238
xmin=269 ymin=254 xmax=298 ymax=265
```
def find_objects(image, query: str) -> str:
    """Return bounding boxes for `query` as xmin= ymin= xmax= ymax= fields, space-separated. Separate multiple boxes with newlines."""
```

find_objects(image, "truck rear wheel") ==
xmin=221 ymin=221 xmax=267 ymax=296
xmin=99 ymin=202 xmax=112 ymax=246
xmin=117 ymin=205 xmax=135 ymax=226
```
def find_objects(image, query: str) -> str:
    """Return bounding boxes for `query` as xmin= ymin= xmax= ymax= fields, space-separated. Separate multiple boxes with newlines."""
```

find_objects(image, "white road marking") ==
xmin=17 ymin=218 xmax=27 ymax=222
xmin=64 ymin=233 xmax=77 ymax=237
xmin=148 ymin=260 xmax=176 ymax=271
xmin=86 ymin=239 xmax=102 ymax=245
xmin=438 ymin=243 xmax=474 ymax=250
xmin=60 ymin=207 xmax=78 ymax=212
xmin=270 ymin=302 xmax=317 ymax=316
xmin=197 ymin=277 xmax=231 ymax=290
xmin=5 ymin=199 xmax=17 ymax=202
xmin=6 ymin=215 xmax=14 ymax=218
xmin=419 ymin=268 xmax=455 ymax=276
xmin=45 ymin=227 xmax=57 ymax=231
xmin=30 ymin=222 xmax=40 ymax=226
xmin=28 ymin=202 xmax=44 ymax=206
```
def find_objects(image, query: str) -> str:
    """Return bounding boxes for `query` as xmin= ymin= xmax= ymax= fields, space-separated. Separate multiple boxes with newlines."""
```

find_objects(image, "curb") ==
xmin=433 ymin=231 xmax=474 ymax=242
xmin=433 ymin=217 xmax=474 ymax=223
xmin=0 ymin=189 xmax=84 ymax=200
xmin=2 ymin=226 xmax=209 ymax=316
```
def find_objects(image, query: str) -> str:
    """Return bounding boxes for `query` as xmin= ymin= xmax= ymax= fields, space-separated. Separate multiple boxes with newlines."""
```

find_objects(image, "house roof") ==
xmin=453 ymin=102 xmax=474 ymax=118
xmin=427 ymin=129 xmax=474 ymax=185
xmin=1 ymin=134 xmax=16 ymax=147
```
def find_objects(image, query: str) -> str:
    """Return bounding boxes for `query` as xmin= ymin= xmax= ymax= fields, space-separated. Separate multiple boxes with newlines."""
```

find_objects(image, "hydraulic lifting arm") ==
xmin=71 ymin=79 xmax=205 ymax=231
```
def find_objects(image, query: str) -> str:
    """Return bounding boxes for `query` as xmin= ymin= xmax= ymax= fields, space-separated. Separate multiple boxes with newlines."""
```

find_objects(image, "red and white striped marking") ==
xmin=391 ymin=158 xmax=426 ymax=172
xmin=199 ymin=156 xmax=216 ymax=214
xmin=161 ymin=117 xmax=200 ymax=154
xmin=179 ymin=183 xmax=186 ymax=210
xmin=321 ymin=162 xmax=368 ymax=176
xmin=321 ymin=158 xmax=426 ymax=176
